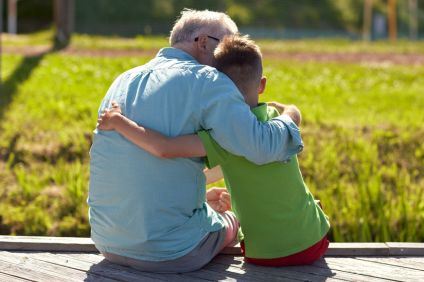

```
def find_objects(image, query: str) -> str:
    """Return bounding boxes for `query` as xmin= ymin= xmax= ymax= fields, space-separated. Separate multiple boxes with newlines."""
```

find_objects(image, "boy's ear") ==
xmin=258 ymin=76 xmax=267 ymax=95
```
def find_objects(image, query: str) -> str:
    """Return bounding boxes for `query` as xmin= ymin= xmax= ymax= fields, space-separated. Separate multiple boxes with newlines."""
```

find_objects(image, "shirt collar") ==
xmin=251 ymin=103 xmax=268 ymax=122
xmin=156 ymin=47 xmax=197 ymax=62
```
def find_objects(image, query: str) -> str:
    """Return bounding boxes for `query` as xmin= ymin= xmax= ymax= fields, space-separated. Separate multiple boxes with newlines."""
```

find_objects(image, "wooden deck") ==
xmin=1 ymin=237 xmax=424 ymax=281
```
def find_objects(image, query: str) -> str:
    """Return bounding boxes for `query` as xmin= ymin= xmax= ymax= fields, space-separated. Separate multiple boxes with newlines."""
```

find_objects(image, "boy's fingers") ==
xmin=220 ymin=192 xmax=231 ymax=202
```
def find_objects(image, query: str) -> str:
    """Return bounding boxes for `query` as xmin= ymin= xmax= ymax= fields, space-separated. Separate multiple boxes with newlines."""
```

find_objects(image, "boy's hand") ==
xmin=206 ymin=187 xmax=231 ymax=213
xmin=97 ymin=101 xmax=123 ymax=130
xmin=97 ymin=109 xmax=120 ymax=130
xmin=110 ymin=101 xmax=122 ymax=114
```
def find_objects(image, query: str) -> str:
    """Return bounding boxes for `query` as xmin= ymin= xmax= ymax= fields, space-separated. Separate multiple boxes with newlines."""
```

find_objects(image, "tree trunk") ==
xmin=7 ymin=0 xmax=17 ymax=34
xmin=54 ymin=0 xmax=74 ymax=46
xmin=363 ymin=0 xmax=373 ymax=41
xmin=388 ymin=0 xmax=397 ymax=42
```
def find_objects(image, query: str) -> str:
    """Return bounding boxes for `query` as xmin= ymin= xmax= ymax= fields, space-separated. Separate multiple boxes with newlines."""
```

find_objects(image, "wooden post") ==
xmin=363 ymin=0 xmax=373 ymax=41
xmin=409 ymin=0 xmax=418 ymax=40
xmin=54 ymin=0 xmax=74 ymax=46
xmin=0 ymin=0 xmax=2 ymax=85
xmin=7 ymin=0 xmax=17 ymax=34
xmin=388 ymin=0 xmax=397 ymax=42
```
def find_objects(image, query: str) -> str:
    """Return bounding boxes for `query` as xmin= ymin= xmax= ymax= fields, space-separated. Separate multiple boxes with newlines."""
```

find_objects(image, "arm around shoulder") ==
xmin=200 ymin=77 xmax=303 ymax=165
xmin=97 ymin=108 xmax=206 ymax=158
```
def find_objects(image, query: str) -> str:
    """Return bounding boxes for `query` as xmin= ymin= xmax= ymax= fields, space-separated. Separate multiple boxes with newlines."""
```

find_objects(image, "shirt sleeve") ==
xmin=197 ymin=130 xmax=229 ymax=169
xmin=98 ymin=73 xmax=127 ymax=116
xmin=199 ymin=72 xmax=303 ymax=165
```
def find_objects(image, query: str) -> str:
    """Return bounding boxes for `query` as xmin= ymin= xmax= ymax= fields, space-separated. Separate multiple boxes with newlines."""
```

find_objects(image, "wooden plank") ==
xmin=0 ymin=236 xmax=236 ymax=254
xmin=0 ymin=272 xmax=31 ymax=282
xmin=318 ymin=257 xmax=424 ymax=282
xmin=387 ymin=243 xmax=424 ymax=256
xmin=221 ymin=244 xmax=242 ymax=255
xmin=0 ymin=251 xmax=116 ymax=282
xmin=0 ymin=236 xmax=98 ymax=252
xmin=61 ymin=252 xmax=224 ymax=281
xmin=64 ymin=252 xmax=311 ymax=281
xmin=0 ymin=255 xmax=73 ymax=282
xmin=401 ymin=257 xmax=424 ymax=265
xmin=213 ymin=255 xmax=386 ymax=282
xmin=1 ymin=236 xmax=424 ymax=257
xmin=49 ymin=252 xmax=207 ymax=282
xmin=204 ymin=261 xmax=297 ymax=282
xmin=326 ymin=243 xmax=390 ymax=256
xmin=23 ymin=252 xmax=165 ymax=282
xmin=356 ymin=257 xmax=424 ymax=272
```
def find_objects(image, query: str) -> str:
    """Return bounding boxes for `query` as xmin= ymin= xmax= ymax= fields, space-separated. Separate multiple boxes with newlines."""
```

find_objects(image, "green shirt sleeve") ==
xmin=267 ymin=106 xmax=281 ymax=119
xmin=197 ymin=130 xmax=230 ymax=169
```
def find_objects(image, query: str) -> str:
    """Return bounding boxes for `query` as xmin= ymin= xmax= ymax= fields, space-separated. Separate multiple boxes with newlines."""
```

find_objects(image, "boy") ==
xmin=98 ymin=35 xmax=330 ymax=266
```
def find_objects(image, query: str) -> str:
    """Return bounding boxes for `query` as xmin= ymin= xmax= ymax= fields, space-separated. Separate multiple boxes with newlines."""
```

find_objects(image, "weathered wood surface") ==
xmin=1 ymin=237 xmax=424 ymax=281
xmin=0 ymin=251 xmax=424 ymax=281
xmin=1 ymin=236 xmax=424 ymax=256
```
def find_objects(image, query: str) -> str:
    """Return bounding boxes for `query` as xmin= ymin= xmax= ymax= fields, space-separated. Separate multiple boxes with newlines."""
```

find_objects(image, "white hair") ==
xmin=169 ymin=9 xmax=238 ymax=46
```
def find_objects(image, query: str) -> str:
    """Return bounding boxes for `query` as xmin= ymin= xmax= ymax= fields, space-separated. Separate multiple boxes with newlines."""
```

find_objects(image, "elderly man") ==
xmin=88 ymin=9 xmax=303 ymax=273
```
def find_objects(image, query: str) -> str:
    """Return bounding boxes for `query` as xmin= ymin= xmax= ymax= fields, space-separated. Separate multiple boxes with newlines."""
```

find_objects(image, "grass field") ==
xmin=1 ymin=31 xmax=423 ymax=241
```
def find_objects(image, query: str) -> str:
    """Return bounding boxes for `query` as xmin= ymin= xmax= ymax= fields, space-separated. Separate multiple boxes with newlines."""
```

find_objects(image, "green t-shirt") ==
xmin=198 ymin=103 xmax=330 ymax=259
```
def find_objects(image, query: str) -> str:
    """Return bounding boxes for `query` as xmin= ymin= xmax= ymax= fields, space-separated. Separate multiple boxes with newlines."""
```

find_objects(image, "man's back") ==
xmin=88 ymin=48 xmax=226 ymax=261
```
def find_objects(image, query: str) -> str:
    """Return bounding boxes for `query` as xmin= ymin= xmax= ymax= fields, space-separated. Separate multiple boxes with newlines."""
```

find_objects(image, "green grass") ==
xmin=4 ymin=29 xmax=424 ymax=53
xmin=1 ymin=33 xmax=423 ymax=241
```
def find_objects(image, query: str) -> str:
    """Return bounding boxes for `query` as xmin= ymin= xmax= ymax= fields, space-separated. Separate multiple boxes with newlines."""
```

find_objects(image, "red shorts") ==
xmin=240 ymin=201 xmax=329 ymax=267
xmin=240 ymin=236 xmax=329 ymax=267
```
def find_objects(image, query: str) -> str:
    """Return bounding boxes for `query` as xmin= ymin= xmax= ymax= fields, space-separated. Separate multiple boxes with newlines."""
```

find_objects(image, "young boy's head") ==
xmin=213 ymin=35 xmax=266 ymax=108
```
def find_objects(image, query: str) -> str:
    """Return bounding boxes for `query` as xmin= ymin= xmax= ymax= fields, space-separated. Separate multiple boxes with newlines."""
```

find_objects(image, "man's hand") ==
xmin=267 ymin=101 xmax=301 ymax=126
xmin=97 ymin=102 xmax=123 ymax=131
xmin=283 ymin=105 xmax=302 ymax=126
xmin=206 ymin=187 xmax=231 ymax=213
xmin=267 ymin=101 xmax=286 ymax=114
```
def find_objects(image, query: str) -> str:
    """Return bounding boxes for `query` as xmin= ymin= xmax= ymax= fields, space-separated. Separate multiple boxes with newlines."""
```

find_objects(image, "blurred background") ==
xmin=1 ymin=0 xmax=423 ymax=39
xmin=0 ymin=1 xmax=423 ymax=243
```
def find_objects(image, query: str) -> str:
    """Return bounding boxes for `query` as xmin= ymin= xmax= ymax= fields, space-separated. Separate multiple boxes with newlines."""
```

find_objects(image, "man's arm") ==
xmin=97 ymin=103 xmax=206 ymax=158
xmin=200 ymin=74 xmax=303 ymax=165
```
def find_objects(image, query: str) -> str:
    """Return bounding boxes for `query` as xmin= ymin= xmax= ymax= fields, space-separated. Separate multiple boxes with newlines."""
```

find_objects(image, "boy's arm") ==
xmin=97 ymin=105 xmax=206 ymax=158
xmin=204 ymin=166 xmax=224 ymax=184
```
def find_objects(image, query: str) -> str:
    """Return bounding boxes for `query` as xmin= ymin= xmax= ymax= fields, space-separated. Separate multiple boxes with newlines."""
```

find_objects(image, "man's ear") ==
xmin=195 ymin=35 xmax=209 ymax=53
xmin=258 ymin=76 xmax=267 ymax=95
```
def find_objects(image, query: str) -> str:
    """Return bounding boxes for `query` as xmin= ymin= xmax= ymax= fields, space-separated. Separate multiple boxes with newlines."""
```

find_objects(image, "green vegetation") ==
xmin=5 ymin=29 xmax=424 ymax=53
xmin=1 ymin=34 xmax=423 ymax=242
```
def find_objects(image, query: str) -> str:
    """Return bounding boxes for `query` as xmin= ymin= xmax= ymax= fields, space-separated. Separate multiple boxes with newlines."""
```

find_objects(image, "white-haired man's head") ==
xmin=170 ymin=9 xmax=238 ymax=45
xmin=169 ymin=9 xmax=238 ymax=66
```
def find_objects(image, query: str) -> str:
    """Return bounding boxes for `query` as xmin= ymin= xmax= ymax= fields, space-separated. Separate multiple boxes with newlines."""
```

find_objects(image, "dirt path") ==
xmin=3 ymin=46 xmax=424 ymax=65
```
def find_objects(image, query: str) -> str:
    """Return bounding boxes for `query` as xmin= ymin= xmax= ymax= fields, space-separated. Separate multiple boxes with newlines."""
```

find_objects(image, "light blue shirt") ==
xmin=88 ymin=47 xmax=303 ymax=261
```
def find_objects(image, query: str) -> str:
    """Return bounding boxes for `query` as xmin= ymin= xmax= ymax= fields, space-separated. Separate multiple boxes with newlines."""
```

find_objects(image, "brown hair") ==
xmin=214 ymin=35 xmax=262 ymax=96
